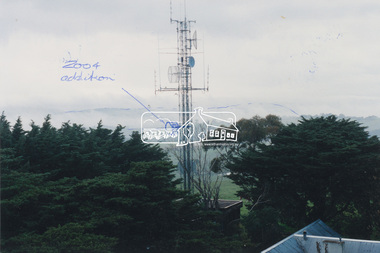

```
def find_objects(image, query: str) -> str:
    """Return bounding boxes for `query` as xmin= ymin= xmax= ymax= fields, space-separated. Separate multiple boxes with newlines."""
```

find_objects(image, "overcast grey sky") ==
xmin=1 ymin=0 xmax=380 ymax=128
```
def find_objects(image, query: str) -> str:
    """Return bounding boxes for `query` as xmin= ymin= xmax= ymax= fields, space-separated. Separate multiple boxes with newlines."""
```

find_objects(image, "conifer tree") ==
xmin=228 ymin=115 xmax=380 ymax=239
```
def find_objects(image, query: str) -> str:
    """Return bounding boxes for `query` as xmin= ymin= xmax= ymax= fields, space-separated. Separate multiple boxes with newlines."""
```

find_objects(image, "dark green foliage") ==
xmin=5 ymin=223 xmax=118 ymax=253
xmin=0 ymin=148 xmax=24 ymax=172
xmin=1 ymin=171 xmax=80 ymax=239
xmin=2 ymin=114 xmax=167 ymax=179
xmin=172 ymin=194 xmax=248 ymax=253
xmin=62 ymin=161 xmax=183 ymax=252
xmin=0 ymin=111 xmax=13 ymax=148
xmin=228 ymin=115 xmax=380 ymax=239
xmin=124 ymin=131 xmax=168 ymax=163
xmin=241 ymin=207 xmax=284 ymax=250
xmin=1 ymin=113 xmax=246 ymax=253
xmin=11 ymin=117 xmax=26 ymax=155
xmin=1 ymin=163 xmax=243 ymax=253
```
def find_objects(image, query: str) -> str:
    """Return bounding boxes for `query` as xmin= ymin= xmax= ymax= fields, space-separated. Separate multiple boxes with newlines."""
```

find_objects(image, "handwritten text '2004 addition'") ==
xmin=60 ymin=59 xmax=115 ymax=82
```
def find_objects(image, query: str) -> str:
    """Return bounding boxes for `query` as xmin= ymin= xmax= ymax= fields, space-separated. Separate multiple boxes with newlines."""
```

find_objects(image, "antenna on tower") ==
xmin=154 ymin=70 xmax=157 ymax=95
xmin=184 ymin=0 xmax=187 ymax=20
xmin=207 ymin=66 xmax=210 ymax=91
xmin=170 ymin=0 xmax=173 ymax=23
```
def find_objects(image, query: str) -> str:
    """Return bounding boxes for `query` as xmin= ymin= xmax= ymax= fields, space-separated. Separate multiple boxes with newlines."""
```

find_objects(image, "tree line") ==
xmin=227 ymin=114 xmax=380 ymax=251
xmin=1 ymin=112 xmax=380 ymax=252
xmin=0 ymin=113 xmax=246 ymax=253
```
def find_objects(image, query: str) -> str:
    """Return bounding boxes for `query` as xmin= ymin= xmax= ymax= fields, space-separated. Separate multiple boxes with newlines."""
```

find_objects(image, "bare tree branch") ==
xmin=169 ymin=143 xmax=225 ymax=210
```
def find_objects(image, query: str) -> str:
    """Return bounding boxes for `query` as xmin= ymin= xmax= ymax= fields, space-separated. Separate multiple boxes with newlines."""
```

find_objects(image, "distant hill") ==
xmin=5 ymin=108 xmax=379 ymax=138
xmin=371 ymin=129 xmax=380 ymax=137
xmin=342 ymin=115 xmax=380 ymax=137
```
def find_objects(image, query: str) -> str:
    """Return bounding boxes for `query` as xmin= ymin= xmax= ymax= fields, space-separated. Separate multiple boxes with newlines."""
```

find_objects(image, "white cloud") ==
xmin=1 ymin=0 xmax=380 ymax=129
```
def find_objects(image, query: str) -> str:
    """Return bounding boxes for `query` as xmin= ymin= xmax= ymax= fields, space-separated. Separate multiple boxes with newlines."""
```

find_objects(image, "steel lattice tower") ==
xmin=156 ymin=9 xmax=207 ymax=191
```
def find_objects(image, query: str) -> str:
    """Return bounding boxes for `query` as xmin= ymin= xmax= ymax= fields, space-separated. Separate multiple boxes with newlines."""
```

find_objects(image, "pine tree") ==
xmin=0 ymin=112 xmax=12 ymax=148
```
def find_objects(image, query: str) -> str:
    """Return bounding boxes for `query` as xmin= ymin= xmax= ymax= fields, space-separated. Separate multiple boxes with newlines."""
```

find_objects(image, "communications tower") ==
xmin=155 ymin=6 xmax=208 ymax=191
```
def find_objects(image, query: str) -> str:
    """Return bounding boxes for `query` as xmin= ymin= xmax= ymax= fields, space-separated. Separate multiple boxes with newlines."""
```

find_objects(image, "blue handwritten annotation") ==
xmin=121 ymin=88 xmax=180 ymax=132
xmin=61 ymin=59 xmax=115 ymax=82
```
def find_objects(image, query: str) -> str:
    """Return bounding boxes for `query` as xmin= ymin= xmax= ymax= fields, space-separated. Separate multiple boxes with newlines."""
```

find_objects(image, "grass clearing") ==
xmin=219 ymin=177 xmax=249 ymax=217
xmin=175 ymin=172 xmax=250 ymax=217
xmin=218 ymin=177 xmax=241 ymax=200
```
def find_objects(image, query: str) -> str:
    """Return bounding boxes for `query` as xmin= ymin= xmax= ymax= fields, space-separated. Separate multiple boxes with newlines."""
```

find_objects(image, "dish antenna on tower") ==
xmin=168 ymin=66 xmax=181 ymax=83
xmin=192 ymin=30 xmax=197 ymax=50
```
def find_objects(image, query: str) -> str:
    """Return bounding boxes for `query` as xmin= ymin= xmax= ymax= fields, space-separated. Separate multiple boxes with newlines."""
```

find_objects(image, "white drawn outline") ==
xmin=141 ymin=107 xmax=238 ymax=146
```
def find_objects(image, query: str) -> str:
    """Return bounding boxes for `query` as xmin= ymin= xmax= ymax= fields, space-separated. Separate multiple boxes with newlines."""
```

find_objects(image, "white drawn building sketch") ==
xmin=141 ymin=107 xmax=238 ymax=146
